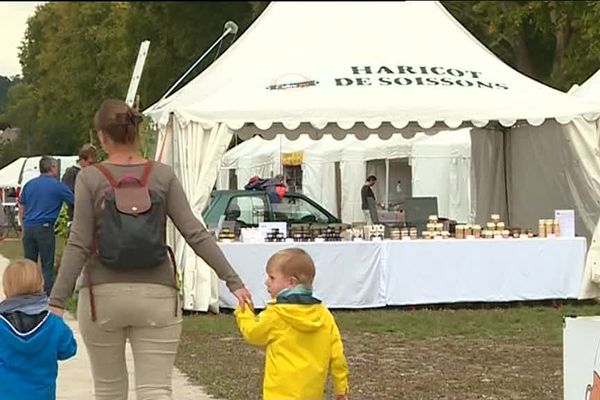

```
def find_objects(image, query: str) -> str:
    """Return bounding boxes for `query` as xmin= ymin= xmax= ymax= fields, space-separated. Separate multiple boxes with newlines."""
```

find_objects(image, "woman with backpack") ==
xmin=49 ymin=99 xmax=252 ymax=400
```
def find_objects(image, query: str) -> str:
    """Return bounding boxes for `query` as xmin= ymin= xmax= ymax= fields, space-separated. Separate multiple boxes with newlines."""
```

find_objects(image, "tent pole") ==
xmin=125 ymin=40 xmax=151 ymax=107
xmin=385 ymin=158 xmax=390 ymax=211
xmin=502 ymin=127 xmax=511 ymax=226
xmin=157 ymin=22 xmax=238 ymax=103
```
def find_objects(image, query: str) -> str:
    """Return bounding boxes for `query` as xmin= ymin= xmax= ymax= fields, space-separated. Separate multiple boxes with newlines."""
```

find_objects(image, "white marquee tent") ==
xmin=146 ymin=1 xmax=600 ymax=311
xmin=504 ymin=70 xmax=600 ymax=243
xmin=0 ymin=156 xmax=78 ymax=189
xmin=0 ymin=157 xmax=27 ymax=189
xmin=218 ymin=129 xmax=473 ymax=223
xmin=561 ymin=69 xmax=600 ymax=300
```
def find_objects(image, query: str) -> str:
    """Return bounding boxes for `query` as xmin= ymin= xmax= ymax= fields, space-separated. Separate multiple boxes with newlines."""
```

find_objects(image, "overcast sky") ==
xmin=0 ymin=2 xmax=45 ymax=77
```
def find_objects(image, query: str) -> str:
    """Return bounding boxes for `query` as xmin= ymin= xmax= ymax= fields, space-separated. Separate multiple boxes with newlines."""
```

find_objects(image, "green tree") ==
xmin=444 ymin=1 xmax=600 ymax=90
xmin=124 ymin=2 xmax=256 ymax=109
xmin=0 ymin=83 xmax=38 ymax=156
xmin=8 ymin=1 xmax=260 ymax=159
xmin=19 ymin=2 xmax=131 ymax=147
xmin=0 ymin=75 xmax=21 ymax=113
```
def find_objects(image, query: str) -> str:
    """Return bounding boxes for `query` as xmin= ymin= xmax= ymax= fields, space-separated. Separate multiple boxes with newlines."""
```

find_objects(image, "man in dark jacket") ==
xmin=61 ymin=143 xmax=97 ymax=222
xmin=361 ymin=175 xmax=377 ymax=223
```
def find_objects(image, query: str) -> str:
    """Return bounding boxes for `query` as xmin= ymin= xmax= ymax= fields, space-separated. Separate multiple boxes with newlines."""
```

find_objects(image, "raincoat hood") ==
xmin=271 ymin=302 xmax=326 ymax=333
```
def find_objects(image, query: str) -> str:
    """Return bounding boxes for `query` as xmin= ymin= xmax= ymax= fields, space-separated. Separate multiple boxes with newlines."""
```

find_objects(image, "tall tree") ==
xmin=444 ymin=1 xmax=600 ymax=90
xmin=5 ymin=1 xmax=259 ymax=159
xmin=0 ymin=75 xmax=21 ymax=113
xmin=0 ymin=82 xmax=38 ymax=161
xmin=124 ymin=2 xmax=255 ymax=109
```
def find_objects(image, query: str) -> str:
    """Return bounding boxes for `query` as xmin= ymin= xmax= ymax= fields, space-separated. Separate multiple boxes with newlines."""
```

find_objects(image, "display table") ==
xmin=383 ymin=237 xmax=587 ymax=305
xmin=217 ymin=237 xmax=587 ymax=309
xmin=218 ymin=241 xmax=386 ymax=309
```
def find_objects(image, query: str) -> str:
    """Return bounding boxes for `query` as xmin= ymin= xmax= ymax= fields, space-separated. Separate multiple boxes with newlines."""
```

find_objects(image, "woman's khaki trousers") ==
xmin=78 ymin=283 xmax=182 ymax=400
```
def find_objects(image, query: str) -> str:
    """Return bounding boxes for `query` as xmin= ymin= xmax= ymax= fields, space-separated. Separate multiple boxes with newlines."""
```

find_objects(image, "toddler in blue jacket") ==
xmin=0 ymin=259 xmax=77 ymax=400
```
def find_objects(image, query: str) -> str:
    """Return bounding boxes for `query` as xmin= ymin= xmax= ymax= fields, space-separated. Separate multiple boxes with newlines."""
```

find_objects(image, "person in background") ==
xmin=0 ymin=259 xmax=77 ymax=400
xmin=361 ymin=175 xmax=377 ymax=224
xmin=61 ymin=143 xmax=98 ymax=223
xmin=18 ymin=156 xmax=74 ymax=295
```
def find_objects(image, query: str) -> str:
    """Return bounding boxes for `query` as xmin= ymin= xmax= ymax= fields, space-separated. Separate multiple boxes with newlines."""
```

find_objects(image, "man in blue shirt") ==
xmin=18 ymin=156 xmax=74 ymax=294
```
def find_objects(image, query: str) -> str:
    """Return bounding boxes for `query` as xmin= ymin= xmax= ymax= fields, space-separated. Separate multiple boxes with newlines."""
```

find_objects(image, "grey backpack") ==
xmin=95 ymin=162 xmax=167 ymax=269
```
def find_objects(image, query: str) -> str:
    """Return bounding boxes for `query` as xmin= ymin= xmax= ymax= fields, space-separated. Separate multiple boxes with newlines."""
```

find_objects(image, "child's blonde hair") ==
xmin=267 ymin=248 xmax=316 ymax=289
xmin=2 ymin=259 xmax=44 ymax=298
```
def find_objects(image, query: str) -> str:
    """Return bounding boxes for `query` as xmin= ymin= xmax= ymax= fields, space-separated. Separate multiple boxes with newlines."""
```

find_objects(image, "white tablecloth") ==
xmin=216 ymin=237 xmax=587 ymax=309
xmin=218 ymin=241 xmax=386 ymax=309
xmin=383 ymin=237 xmax=587 ymax=305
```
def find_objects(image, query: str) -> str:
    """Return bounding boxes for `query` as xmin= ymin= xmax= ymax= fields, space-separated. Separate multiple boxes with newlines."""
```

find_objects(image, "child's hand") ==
xmin=335 ymin=395 xmax=348 ymax=400
xmin=234 ymin=286 xmax=254 ymax=312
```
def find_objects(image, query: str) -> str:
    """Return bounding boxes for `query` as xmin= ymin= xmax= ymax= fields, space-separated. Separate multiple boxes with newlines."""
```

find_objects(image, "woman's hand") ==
xmin=49 ymin=306 xmax=65 ymax=317
xmin=234 ymin=286 xmax=254 ymax=312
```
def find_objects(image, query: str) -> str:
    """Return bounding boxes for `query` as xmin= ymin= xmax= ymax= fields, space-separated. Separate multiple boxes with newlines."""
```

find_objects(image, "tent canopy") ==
xmin=147 ymin=1 xmax=600 ymax=134
xmin=0 ymin=156 xmax=78 ymax=189
xmin=572 ymin=69 xmax=600 ymax=99
xmin=0 ymin=157 xmax=27 ymax=188
xmin=148 ymin=1 xmax=600 ymax=312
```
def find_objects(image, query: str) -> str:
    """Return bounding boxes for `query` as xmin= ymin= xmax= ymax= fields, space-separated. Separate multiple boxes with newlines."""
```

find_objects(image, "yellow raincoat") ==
xmin=235 ymin=301 xmax=349 ymax=400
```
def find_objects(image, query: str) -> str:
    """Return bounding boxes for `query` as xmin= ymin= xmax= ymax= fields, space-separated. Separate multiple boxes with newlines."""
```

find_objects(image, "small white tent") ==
xmin=147 ymin=1 xmax=600 ymax=311
xmin=0 ymin=157 xmax=27 ymax=189
xmin=0 ymin=155 xmax=78 ymax=189
xmin=219 ymin=129 xmax=473 ymax=223
xmin=411 ymin=130 xmax=472 ymax=222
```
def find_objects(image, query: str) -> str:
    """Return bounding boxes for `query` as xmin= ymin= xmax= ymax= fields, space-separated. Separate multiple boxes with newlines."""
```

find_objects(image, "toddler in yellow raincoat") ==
xmin=235 ymin=248 xmax=349 ymax=400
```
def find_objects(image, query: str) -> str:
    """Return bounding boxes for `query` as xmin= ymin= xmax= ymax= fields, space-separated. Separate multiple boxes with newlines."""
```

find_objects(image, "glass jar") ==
xmin=553 ymin=220 xmax=561 ymax=237
xmin=473 ymin=225 xmax=482 ymax=239
xmin=538 ymin=220 xmax=546 ymax=238
xmin=545 ymin=220 xmax=554 ymax=235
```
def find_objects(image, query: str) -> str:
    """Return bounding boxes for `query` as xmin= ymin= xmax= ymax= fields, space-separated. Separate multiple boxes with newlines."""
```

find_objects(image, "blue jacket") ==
xmin=0 ymin=312 xmax=77 ymax=400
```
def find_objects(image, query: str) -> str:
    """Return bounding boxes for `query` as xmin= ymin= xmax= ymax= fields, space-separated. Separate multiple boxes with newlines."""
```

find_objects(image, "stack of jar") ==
xmin=218 ymin=228 xmax=236 ymax=243
xmin=348 ymin=227 xmax=365 ymax=241
xmin=367 ymin=224 xmax=386 ymax=241
xmin=423 ymin=215 xmax=450 ymax=239
xmin=454 ymin=224 xmax=482 ymax=239
xmin=482 ymin=214 xmax=511 ymax=239
xmin=289 ymin=225 xmax=312 ymax=242
xmin=265 ymin=228 xmax=285 ymax=243
xmin=390 ymin=227 xmax=418 ymax=240
xmin=408 ymin=227 xmax=418 ymax=239
xmin=320 ymin=227 xmax=342 ymax=242
xmin=538 ymin=219 xmax=561 ymax=238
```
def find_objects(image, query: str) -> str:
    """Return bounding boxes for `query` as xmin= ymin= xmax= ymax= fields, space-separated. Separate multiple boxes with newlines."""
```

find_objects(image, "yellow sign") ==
xmin=282 ymin=151 xmax=303 ymax=166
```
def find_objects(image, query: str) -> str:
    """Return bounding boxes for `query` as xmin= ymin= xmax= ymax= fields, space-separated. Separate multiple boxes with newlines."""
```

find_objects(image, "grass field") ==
xmin=175 ymin=302 xmax=600 ymax=400
xmin=1 ymin=238 xmax=593 ymax=399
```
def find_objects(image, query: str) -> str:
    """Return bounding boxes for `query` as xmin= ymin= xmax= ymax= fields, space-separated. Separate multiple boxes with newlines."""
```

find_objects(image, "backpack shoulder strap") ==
xmin=95 ymin=162 xmax=154 ymax=188
xmin=95 ymin=164 xmax=118 ymax=188
xmin=140 ymin=161 xmax=154 ymax=187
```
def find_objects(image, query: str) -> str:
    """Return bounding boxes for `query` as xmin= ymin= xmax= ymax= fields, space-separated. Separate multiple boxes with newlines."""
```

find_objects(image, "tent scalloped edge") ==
xmin=222 ymin=113 xmax=600 ymax=133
